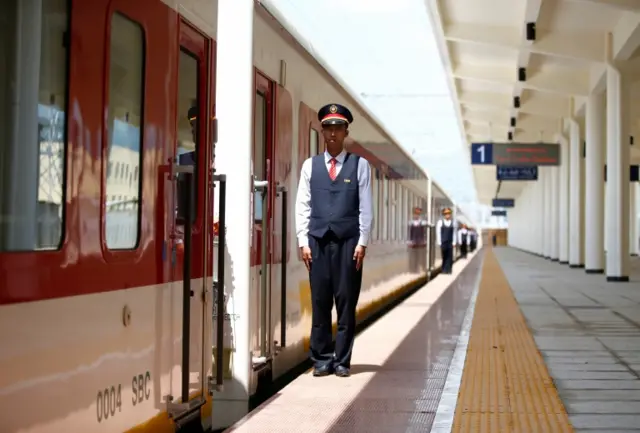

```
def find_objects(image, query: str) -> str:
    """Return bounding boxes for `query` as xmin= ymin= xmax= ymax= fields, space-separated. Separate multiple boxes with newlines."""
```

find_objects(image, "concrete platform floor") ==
xmin=494 ymin=248 xmax=640 ymax=433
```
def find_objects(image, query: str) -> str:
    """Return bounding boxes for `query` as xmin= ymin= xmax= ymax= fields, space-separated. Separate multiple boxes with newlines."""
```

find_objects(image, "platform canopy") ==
xmin=424 ymin=0 xmax=640 ymax=205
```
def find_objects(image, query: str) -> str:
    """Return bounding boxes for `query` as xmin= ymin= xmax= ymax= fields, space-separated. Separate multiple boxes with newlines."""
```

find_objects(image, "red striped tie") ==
xmin=329 ymin=158 xmax=337 ymax=181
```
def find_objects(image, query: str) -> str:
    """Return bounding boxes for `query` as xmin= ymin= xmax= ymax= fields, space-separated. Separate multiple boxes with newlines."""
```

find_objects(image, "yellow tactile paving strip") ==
xmin=452 ymin=249 xmax=574 ymax=433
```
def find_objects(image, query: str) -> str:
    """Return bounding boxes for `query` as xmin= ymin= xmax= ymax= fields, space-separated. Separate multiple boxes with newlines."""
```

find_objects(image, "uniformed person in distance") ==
xmin=407 ymin=206 xmax=428 ymax=273
xmin=295 ymin=103 xmax=373 ymax=378
xmin=458 ymin=223 xmax=470 ymax=259
xmin=469 ymin=227 xmax=478 ymax=252
xmin=436 ymin=207 xmax=456 ymax=274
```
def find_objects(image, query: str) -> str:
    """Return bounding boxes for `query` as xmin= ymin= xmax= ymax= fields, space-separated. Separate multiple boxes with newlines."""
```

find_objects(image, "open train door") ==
xmin=162 ymin=19 xmax=215 ymax=429
xmin=250 ymin=72 xmax=277 ymax=373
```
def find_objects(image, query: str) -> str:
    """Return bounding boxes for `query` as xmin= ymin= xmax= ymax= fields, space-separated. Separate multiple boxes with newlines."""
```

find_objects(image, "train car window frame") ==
xmin=399 ymin=186 xmax=405 ymax=241
xmin=0 ymin=0 xmax=70 ymax=253
xmin=389 ymin=180 xmax=396 ymax=241
xmin=102 ymin=11 xmax=146 ymax=252
xmin=371 ymin=167 xmax=378 ymax=243
xmin=382 ymin=176 xmax=388 ymax=242
xmin=309 ymin=127 xmax=320 ymax=156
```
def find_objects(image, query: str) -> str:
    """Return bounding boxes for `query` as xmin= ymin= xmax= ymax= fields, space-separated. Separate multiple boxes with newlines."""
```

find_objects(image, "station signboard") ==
xmin=492 ymin=198 xmax=515 ymax=208
xmin=491 ymin=210 xmax=507 ymax=217
xmin=471 ymin=142 xmax=560 ymax=166
xmin=496 ymin=165 xmax=538 ymax=181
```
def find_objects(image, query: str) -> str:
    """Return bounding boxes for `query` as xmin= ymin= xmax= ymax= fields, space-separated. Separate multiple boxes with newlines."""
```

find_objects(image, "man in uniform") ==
xmin=469 ymin=227 xmax=477 ymax=252
xmin=295 ymin=103 xmax=373 ymax=378
xmin=436 ymin=207 xmax=456 ymax=274
xmin=407 ymin=206 xmax=428 ymax=273
xmin=458 ymin=223 xmax=470 ymax=259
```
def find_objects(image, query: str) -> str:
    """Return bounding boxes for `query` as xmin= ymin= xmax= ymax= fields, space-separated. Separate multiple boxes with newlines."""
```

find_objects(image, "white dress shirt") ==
xmin=435 ymin=219 xmax=457 ymax=246
xmin=458 ymin=228 xmax=470 ymax=245
xmin=295 ymin=150 xmax=373 ymax=248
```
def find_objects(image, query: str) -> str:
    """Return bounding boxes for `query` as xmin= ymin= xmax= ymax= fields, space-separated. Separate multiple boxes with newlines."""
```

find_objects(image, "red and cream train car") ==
xmin=0 ymin=0 xmax=463 ymax=432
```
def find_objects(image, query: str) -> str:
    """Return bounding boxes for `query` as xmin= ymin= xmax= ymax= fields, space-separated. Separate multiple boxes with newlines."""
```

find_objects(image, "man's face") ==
xmin=322 ymin=124 xmax=348 ymax=150
xmin=444 ymin=212 xmax=451 ymax=220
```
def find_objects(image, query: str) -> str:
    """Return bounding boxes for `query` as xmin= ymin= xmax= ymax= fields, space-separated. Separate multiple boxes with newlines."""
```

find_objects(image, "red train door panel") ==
xmin=166 ymin=19 xmax=212 ymax=407
xmin=251 ymin=72 xmax=275 ymax=368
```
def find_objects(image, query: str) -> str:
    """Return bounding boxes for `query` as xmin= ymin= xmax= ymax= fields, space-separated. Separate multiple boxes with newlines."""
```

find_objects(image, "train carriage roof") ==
xmin=257 ymin=0 xmax=430 ymax=183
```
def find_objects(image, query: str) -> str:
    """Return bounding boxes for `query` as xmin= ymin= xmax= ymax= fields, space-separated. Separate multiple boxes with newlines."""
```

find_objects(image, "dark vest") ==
xmin=460 ymin=230 xmax=468 ymax=243
xmin=409 ymin=220 xmax=427 ymax=245
xmin=308 ymin=153 xmax=360 ymax=240
xmin=440 ymin=220 xmax=454 ymax=245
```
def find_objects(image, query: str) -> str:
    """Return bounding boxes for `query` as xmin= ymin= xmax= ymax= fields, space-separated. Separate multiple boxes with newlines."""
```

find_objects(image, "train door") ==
xmin=251 ymin=72 xmax=275 ymax=371
xmin=164 ymin=19 xmax=214 ymax=420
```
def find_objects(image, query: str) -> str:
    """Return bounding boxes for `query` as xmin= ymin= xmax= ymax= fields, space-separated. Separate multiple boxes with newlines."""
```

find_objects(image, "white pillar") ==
xmin=585 ymin=92 xmax=605 ymax=273
xmin=569 ymin=118 xmax=583 ymax=266
xmin=579 ymin=132 xmax=586 ymax=265
xmin=605 ymin=59 xmax=630 ymax=281
xmin=630 ymin=182 xmax=638 ymax=256
xmin=543 ymin=167 xmax=551 ymax=257
xmin=537 ymin=179 xmax=544 ymax=255
xmin=558 ymin=134 xmax=570 ymax=263
xmin=212 ymin=0 xmax=255 ymax=428
xmin=551 ymin=166 xmax=560 ymax=260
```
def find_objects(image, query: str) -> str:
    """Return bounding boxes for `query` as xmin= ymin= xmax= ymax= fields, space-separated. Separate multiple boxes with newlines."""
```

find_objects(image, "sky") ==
xmin=269 ymin=0 xmax=479 ymax=211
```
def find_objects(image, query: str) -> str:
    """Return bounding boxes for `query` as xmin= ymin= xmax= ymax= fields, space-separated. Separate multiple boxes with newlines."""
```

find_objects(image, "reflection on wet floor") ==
xmin=224 ymin=253 xmax=482 ymax=433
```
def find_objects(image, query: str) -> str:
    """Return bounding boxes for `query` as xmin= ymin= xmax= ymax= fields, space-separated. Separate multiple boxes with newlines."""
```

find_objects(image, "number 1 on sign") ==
xmin=476 ymin=145 xmax=485 ymax=163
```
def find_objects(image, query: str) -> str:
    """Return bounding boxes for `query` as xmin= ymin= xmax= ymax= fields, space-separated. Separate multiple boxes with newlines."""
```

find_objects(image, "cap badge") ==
xmin=329 ymin=104 xmax=338 ymax=114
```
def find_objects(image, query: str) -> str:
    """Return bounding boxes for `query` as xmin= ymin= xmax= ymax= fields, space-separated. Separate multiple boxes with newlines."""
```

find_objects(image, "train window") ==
xmin=389 ymin=181 xmax=396 ymax=241
xmin=382 ymin=176 xmax=389 ymax=241
xmin=309 ymin=128 xmax=319 ymax=156
xmin=104 ymin=12 xmax=145 ymax=250
xmin=175 ymin=49 xmax=200 ymax=224
xmin=254 ymin=91 xmax=267 ymax=222
xmin=371 ymin=168 xmax=378 ymax=242
xmin=0 ymin=0 xmax=69 ymax=252
xmin=399 ymin=186 xmax=404 ymax=240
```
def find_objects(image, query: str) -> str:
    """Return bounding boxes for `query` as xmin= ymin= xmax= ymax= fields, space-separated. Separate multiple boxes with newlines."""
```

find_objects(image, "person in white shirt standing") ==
xmin=436 ymin=207 xmax=456 ymax=274
xmin=407 ymin=206 xmax=428 ymax=273
xmin=458 ymin=224 xmax=470 ymax=259
xmin=295 ymin=103 xmax=373 ymax=378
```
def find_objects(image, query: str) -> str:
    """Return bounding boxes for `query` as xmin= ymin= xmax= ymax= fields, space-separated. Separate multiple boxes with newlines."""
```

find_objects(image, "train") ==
xmin=0 ymin=0 xmax=466 ymax=432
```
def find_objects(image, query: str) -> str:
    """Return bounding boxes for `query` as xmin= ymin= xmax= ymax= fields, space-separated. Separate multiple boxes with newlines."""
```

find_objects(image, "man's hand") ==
xmin=353 ymin=245 xmax=366 ymax=271
xmin=301 ymin=246 xmax=312 ymax=271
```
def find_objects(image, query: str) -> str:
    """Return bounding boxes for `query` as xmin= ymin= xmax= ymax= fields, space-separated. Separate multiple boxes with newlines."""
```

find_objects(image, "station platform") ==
xmin=222 ymin=247 xmax=640 ymax=433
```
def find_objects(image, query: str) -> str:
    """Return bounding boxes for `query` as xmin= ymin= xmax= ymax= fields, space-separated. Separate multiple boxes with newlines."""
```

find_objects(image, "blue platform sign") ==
xmin=471 ymin=142 xmax=494 ymax=165
xmin=492 ymin=198 xmax=515 ymax=208
xmin=471 ymin=141 xmax=560 ymax=166
xmin=496 ymin=165 xmax=538 ymax=181
xmin=491 ymin=210 xmax=507 ymax=217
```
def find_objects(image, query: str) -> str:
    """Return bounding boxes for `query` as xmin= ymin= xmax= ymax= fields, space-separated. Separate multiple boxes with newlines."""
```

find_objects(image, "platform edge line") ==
xmin=428 ymin=253 xmax=484 ymax=433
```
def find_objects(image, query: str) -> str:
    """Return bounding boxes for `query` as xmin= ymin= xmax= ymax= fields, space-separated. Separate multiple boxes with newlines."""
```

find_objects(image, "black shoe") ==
xmin=334 ymin=366 xmax=350 ymax=377
xmin=313 ymin=365 xmax=332 ymax=377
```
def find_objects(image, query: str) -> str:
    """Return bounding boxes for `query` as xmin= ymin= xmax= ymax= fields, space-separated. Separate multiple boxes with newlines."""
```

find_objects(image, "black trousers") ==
xmin=441 ymin=242 xmax=453 ymax=274
xmin=308 ymin=233 xmax=362 ymax=369
xmin=460 ymin=242 xmax=468 ymax=258
xmin=470 ymin=239 xmax=477 ymax=252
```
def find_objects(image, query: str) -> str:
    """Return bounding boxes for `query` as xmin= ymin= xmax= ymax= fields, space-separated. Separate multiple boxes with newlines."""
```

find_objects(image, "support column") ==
xmin=630 ymin=182 xmax=638 ymax=256
xmin=537 ymin=179 xmax=544 ymax=255
xmin=579 ymin=128 xmax=586 ymax=265
xmin=551 ymin=166 xmax=560 ymax=260
xmin=212 ymin=0 xmax=255 ymax=429
xmin=605 ymin=40 xmax=630 ymax=281
xmin=585 ymin=91 xmax=605 ymax=273
xmin=569 ymin=117 xmax=583 ymax=267
xmin=558 ymin=134 xmax=570 ymax=263
xmin=543 ymin=167 xmax=551 ymax=258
